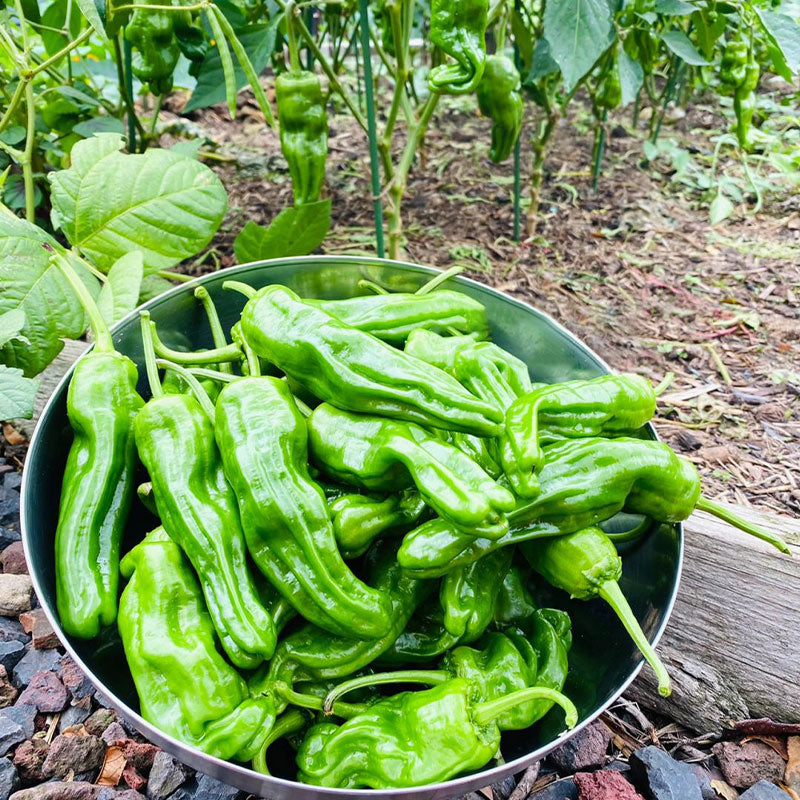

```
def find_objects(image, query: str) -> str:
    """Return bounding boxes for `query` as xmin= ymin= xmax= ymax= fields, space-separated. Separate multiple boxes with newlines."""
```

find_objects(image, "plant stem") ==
xmin=322 ymin=670 xmax=449 ymax=713
xmin=695 ymin=495 xmax=790 ymax=554
xmin=251 ymin=710 xmax=308 ymax=776
xmin=188 ymin=367 xmax=239 ymax=383
xmin=22 ymin=81 xmax=35 ymax=222
xmin=276 ymin=684 xmax=367 ymax=719
xmin=156 ymin=269 xmax=194 ymax=282
xmin=194 ymin=286 xmax=233 ymax=374
xmin=473 ymin=686 xmax=578 ymax=728
xmin=148 ymin=93 xmax=163 ymax=136
xmin=156 ymin=359 xmax=216 ymax=420
xmin=140 ymin=312 xmax=164 ymax=397
xmin=25 ymin=26 xmax=91 ymax=77
xmin=113 ymin=35 xmax=143 ymax=150
xmin=416 ymin=265 xmax=463 ymax=294
xmin=150 ymin=321 xmax=242 ymax=364
xmin=222 ymin=280 xmax=257 ymax=299
xmin=592 ymin=108 xmax=608 ymax=192
xmin=285 ymin=1 xmax=301 ymax=71
xmin=527 ymin=108 xmax=557 ymax=236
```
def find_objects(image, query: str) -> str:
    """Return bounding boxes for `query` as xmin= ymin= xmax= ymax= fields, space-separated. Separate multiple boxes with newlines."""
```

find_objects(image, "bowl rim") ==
xmin=21 ymin=254 xmax=684 ymax=799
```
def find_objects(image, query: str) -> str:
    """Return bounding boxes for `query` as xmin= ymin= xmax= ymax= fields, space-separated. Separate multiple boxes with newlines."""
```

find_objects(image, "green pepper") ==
xmin=720 ymin=39 xmax=748 ymax=90
xmin=236 ymin=283 xmax=503 ymax=435
xmin=305 ymin=290 xmax=490 ymax=343
xmin=296 ymin=677 xmax=576 ymax=788
xmin=53 ymin=257 xmax=144 ymax=640
xmin=428 ymin=0 xmax=489 ymax=94
xmin=733 ymin=58 xmax=759 ymax=150
xmin=118 ymin=529 xmax=274 ymax=761
xmin=522 ymin=526 xmax=672 ymax=697
xmin=125 ymin=2 xmax=180 ymax=95
xmin=597 ymin=56 xmax=622 ymax=110
xmin=476 ymin=54 xmax=524 ymax=163
xmin=134 ymin=315 xmax=275 ymax=669
xmin=214 ymin=376 xmax=394 ymax=639
xmin=491 ymin=565 xmax=538 ymax=630
xmin=379 ymin=599 xmax=461 ymax=664
xmin=276 ymin=69 xmax=328 ymax=205
xmin=307 ymin=403 xmax=515 ymax=537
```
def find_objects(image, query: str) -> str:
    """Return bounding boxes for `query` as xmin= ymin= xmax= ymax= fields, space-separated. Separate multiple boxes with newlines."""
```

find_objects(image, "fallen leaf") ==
xmin=96 ymin=746 xmax=126 ymax=787
xmin=2 ymin=423 xmax=25 ymax=445
xmin=743 ymin=735 xmax=788 ymax=760
xmin=710 ymin=779 xmax=739 ymax=799
xmin=785 ymin=737 xmax=800 ymax=792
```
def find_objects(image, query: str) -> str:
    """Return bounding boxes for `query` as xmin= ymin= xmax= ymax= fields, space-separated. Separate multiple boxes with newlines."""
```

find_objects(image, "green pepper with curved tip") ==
xmin=53 ymin=255 xmax=144 ymax=640
xmin=491 ymin=565 xmax=538 ymax=630
xmin=134 ymin=316 xmax=275 ymax=669
xmin=428 ymin=0 xmax=489 ymax=95
xmin=522 ymin=526 xmax=672 ymax=697
xmin=236 ymin=284 xmax=503 ymax=436
xmin=118 ymin=529 xmax=274 ymax=761
xmin=307 ymin=403 xmax=514 ymax=537
xmin=214 ymin=376 xmax=394 ymax=639
xmin=379 ymin=599 xmax=461 ymax=664
xmin=476 ymin=54 xmax=524 ymax=163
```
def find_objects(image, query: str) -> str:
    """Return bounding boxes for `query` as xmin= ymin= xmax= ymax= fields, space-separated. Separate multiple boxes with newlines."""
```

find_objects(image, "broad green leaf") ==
xmin=171 ymin=140 xmax=204 ymax=159
xmin=0 ymin=126 xmax=26 ymax=146
xmin=643 ymin=140 xmax=659 ymax=161
xmin=692 ymin=9 xmax=727 ymax=59
xmin=233 ymin=200 xmax=332 ymax=263
xmin=97 ymin=252 xmax=144 ymax=326
xmin=0 ymin=215 xmax=95 ymax=377
xmin=618 ymin=44 xmax=644 ymax=106
xmin=72 ymin=117 xmax=125 ymax=138
xmin=543 ymin=0 xmax=615 ymax=92
xmin=660 ymin=30 xmax=711 ymax=65
xmin=709 ymin=191 xmax=734 ymax=225
xmin=49 ymin=133 xmax=228 ymax=274
xmin=0 ymin=365 xmax=39 ymax=421
xmin=0 ymin=309 xmax=25 ymax=348
xmin=756 ymin=8 xmax=800 ymax=72
xmin=511 ymin=9 xmax=534 ymax=68
xmin=2 ymin=174 xmax=43 ymax=211
xmin=184 ymin=21 xmax=279 ymax=112
xmin=655 ymin=0 xmax=694 ymax=15
xmin=138 ymin=274 xmax=177 ymax=303
xmin=527 ymin=38 xmax=560 ymax=81
xmin=75 ymin=0 xmax=105 ymax=36
xmin=40 ymin=2 xmax=83 ymax=57
xmin=768 ymin=42 xmax=793 ymax=81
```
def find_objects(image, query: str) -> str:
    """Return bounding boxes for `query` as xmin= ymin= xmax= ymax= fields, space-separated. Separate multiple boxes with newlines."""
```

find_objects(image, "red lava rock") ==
xmin=41 ymin=733 xmax=105 ymax=779
xmin=12 ymin=737 xmax=49 ymax=783
xmin=1 ymin=544 xmax=27 ymax=576
xmin=713 ymin=741 xmax=786 ymax=789
xmin=15 ymin=672 xmax=68 ymax=713
xmin=122 ymin=765 xmax=147 ymax=792
xmin=549 ymin=721 xmax=612 ymax=773
xmin=58 ymin=658 xmax=93 ymax=699
xmin=110 ymin=739 xmax=160 ymax=774
xmin=575 ymin=770 xmax=645 ymax=800
xmin=18 ymin=612 xmax=57 ymax=651
xmin=0 ymin=666 xmax=18 ymax=708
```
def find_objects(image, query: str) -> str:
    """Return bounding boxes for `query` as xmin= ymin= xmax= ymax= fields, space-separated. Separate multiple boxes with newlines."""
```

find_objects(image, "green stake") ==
xmin=513 ymin=0 xmax=521 ymax=242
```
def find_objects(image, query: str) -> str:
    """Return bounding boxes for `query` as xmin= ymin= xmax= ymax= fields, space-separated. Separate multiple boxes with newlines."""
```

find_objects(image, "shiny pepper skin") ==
xmin=308 ymin=403 xmax=515 ymax=537
xmin=380 ymin=598 xmax=460 ymax=663
xmin=428 ymin=0 xmax=489 ymax=94
xmin=214 ymin=377 xmax=393 ymax=639
xmin=476 ymin=54 xmax=524 ymax=163
xmin=240 ymin=285 xmax=503 ymax=436
xmin=720 ymin=39 xmax=748 ymax=90
xmin=125 ymin=5 xmax=179 ymax=95
xmin=296 ymin=678 xmax=499 ymax=788
xmin=118 ymin=529 xmax=274 ymax=761
xmin=276 ymin=70 xmax=328 ymax=205
xmin=597 ymin=59 xmax=622 ymax=109
xmin=55 ymin=352 xmax=143 ymax=639
xmin=134 ymin=393 xmax=276 ymax=669
xmin=734 ymin=59 xmax=759 ymax=150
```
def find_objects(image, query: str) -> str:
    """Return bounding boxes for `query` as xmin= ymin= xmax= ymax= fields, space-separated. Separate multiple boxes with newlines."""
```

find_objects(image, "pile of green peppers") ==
xmin=52 ymin=260 xmax=789 ymax=790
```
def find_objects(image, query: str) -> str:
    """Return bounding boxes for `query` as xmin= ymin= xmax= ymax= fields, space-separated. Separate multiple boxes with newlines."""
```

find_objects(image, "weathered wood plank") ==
xmin=627 ymin=505 xmax=800 ymax=732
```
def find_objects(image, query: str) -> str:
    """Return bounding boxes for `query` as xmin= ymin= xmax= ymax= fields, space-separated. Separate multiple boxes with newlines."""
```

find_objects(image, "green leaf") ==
xmin=2 ymin=174 xmax=43 ymax=211
xmin=768 ymin=41 xmax=793 ymax=81
xmin=97 ymin=251 xmax=144 ymax=326
xmin=756 ymin=8 xmax=800 ymax=73
xmin=527 ymin=38 xmax=560 ymax=82
xmin=0 ymin=365 xmax=39 ymax=421
xmin=709 ymin=191 xmax=734 ymax=225
xmin=184 ymin=21 xmax=279 ymax=113
xmin=543 ymin=0 xmax=615 ymax=92
xmin=233 ymin=200 xmax=332 ymax=263
xmin=138 ymin=274 xmax=176 ymax=303
xmin=0 ymin=126 xmax=26 ymax=146
xmin=511 ymin=9 xmax=534 ymax=68
xmin=655 ymin=0 xmax=694 ymax=15
xmin=660 ymin=30 xmax=711 ymax=65
xmin=40 ymin=2 xmax=83 ymax=57
xmin=72 ymin=117 xmax=125 ymax=138
xmin=0 ymin=309 xmax=26 ymax=348
xmin=49 ymin=133 xmax=228 ymax=274
xmin=617 ymin=44 xmax=644 ymax=106
xmin=0 ymin=215 xmax=95 ymax=377
xmin=75 ymin=0 xmax=106 ymax=36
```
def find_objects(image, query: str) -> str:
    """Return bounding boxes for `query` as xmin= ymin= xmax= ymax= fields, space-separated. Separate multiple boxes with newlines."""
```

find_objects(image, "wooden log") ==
xmin=627 ymin=504 xmax=800 ymax=733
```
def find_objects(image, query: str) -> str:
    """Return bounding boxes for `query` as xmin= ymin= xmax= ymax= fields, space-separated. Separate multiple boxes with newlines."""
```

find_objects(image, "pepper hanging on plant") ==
xmin=428 ymin=0 xmax=490 ymax=94
xmin=733 ymin=53 xmax=759 ymax=150
xmin=125 ymin=0 xmax=180 ymax=96
xmin=476 ymin=54 xmax=524 ymax=163
xmin=276 ymin=2 xmax=328 ymax=205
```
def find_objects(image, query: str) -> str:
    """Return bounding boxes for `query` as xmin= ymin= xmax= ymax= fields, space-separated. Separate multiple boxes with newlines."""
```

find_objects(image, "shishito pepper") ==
xmin=492 ymin=565 xmax=538 ymax=630
xmin=476 ymin=54 xmax=524 ymax=163
xmin=307 ymin=403 xmax=515 ymax=537
xmin=134 ymin=315 xmax=275 ymax=669
xmin=214 ymin=376 xmax=394 ymax=639
xmin=522 ymin=526 xmax=672 ymax=697
xmin=296 ymin=677 xmax=576 ymax=788
xmin=428 ymin=0 xmax=489 ymax=94
xmin=125 ymin=2 xmax=180 ymax=95
xmin=233 ymin=283 xmax=503 ymax=435
xmin=305 ymin=290 xmax=489 ymax=343
xmin=734 ymin=57 xmax=759 ymax=150
xmin=53 ymin=255 xmax=143 ymax=640
xmin=380 ymin=599 xmax=461 ymax=664
xmin=118 ymin=529 xmax=274 ymax=761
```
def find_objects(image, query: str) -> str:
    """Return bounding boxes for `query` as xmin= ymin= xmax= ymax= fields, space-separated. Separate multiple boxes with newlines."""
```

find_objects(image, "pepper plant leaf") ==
xmin=0 ymin=365 xmax=39 ymax=421
xmin=97 ymin=251 xmax=144 ymax=326
xmin=660 ymin=30 xmax=711 ymax=65
xmin=755 ymin=8 xmax=800 ymax=73
xmin=49 ymin=133 xmax=228 ymax=274
xmin=0 ymin=308 xmax=26 ymax=348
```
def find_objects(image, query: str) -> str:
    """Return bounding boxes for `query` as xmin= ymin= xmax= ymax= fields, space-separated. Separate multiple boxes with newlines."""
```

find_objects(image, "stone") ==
xmin=574 ymin=771 xmax=644 ymax=800
xmin=739 ymin=781 xmax=791 ymax=799
xmin=549 ymin=722 xmax=612 ymax=773
xmin=164 ymin=789 xmax=194 ymax=800
xmin=0 ymin=547 xmax=26 ymax=578
xmin=41 ymin=733 xmax=105 ymax=779
xmin=0 ymin=488 xmax=19 ymax=529
xmin=15 ymin=672 xmax=68 ymax=713
xmin=0 ymin=578 xmax=31 ymax=618
xmin=58 ymin=699 xmax=91 ymax=732
xmin=110 ymin=740 xmax=159 ymax=774
xmin=9 ymin=782 xmax=117 ymax=800
xmin=0 ymin=533 xmax=20 ymax=553
xmin=0 ymin=646 xmax=24 ymax=677
xmin=530 ymin=779 xmax=579 ymax=799
xmin=84 ymin=710 xmax=117 ymax=738
xmin=690 ymin=765 xmax=718 ymax=800
xmin=116 ymin=792 xmax=147 ymax=800
xmin=0 ymin=621 xmax=26 ymax=646
xmin=12 ymin=651 xmax=60 ymax=689
xmin=713 ymin=741 xmax=786 ymax=789
xmin=58 ymin=659 xmax=92 ymax=700
xmin=0 ymin=708 xmax=35 ymax=743
xmin=0 ymin=717 xmax=26 ymax=757
xmin=18 ymin=613 xmax=56 ymax=651
xmin=100 ymin=724 xmax=126 ymax=746
xmin=12 ymin=738 xmax=48 ymax=783
xmin=122 ymin=766 xmax=146 ymax=793
xmin=629 ymin=745 xmax=703 ymax=800
xmin=193 ymin=774 xmax=243 ymax=800
xmin=2 ymin=476 xmax=20 ymax=494
xmin=0 ymin=668 xmax=17 ymax=709
xmin=490 ymin=774 xmax=516 ymax=800
xmin=605 ymin=758 xmax=631 ymax=774
xmin=146 ymin=752 xmax=190 ymax=800
xmin=0 ymin=757 xmax=19 ymax=800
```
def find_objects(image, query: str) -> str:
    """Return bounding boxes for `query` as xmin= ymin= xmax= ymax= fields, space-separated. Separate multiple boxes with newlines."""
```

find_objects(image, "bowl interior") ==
xmin=22 ymin=257 xmax=681 ymax=799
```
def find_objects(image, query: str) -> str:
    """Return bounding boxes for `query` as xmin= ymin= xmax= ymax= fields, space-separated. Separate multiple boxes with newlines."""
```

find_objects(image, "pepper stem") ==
xmin=322 ymin=669 xmax=450 ymax=714
xmin=194 ymin=286 xmax=233 ymax=374
xmin=416 ymin=265 xmax=464 ymax=295
xmin=149 ymin=318 xmax=242 ymax=364
xmin=473 ymin=686 xmax=578 ymax=729
xmin=222 ymin=280 xmax=257 ymax=299
xmin=285 ymin=1 xmax=301 ymax=72
xmin=52 ymin=253 xmax=114 ymax=353
xmin=188 ymin=367 xmax=239 ymax=384
xmin=653 ymin=372 xmax=674 ymax=396
xmin=156 ymin=360 xmax=216 ymax=422
xmin=597 ymin=579 xmax=671 ymax=697
xmin=695 ymin=495 xmax=790 ymax=555
xmin=139 ymin=312 xmax=163 ymax=398
xmin=251 ymin=710 xmax=308 ymax=776
xmin=357 ymin=279 xmax=390 ymax=295
xmin=276 ymin=683 xmax=367 ymax=720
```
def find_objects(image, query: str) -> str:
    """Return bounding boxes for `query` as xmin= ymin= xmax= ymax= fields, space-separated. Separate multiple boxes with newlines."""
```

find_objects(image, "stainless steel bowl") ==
xmin=21 ymin=256 xmax=682 ymax=800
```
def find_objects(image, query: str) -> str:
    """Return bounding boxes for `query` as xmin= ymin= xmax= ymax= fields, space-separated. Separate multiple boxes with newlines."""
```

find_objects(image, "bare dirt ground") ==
xmin=167 ymin=89 xmax=800 ymax=519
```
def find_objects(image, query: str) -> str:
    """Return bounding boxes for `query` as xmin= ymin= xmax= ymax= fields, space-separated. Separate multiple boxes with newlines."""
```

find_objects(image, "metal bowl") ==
xmin=21 ymin=256 xmax=682 ymax=800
